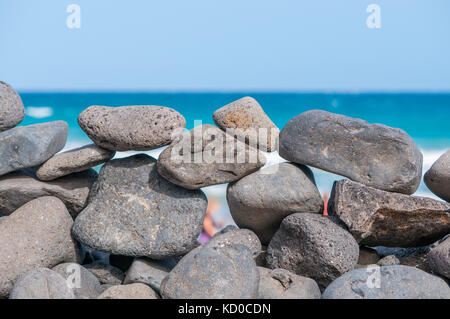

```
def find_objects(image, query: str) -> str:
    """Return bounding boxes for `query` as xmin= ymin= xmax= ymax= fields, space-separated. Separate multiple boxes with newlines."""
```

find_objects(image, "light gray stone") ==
xmin=424 ymin=150 xmax=450 ymax=202
xmin=97 ymin=283 xmax=159 ymax=299
xmin=0 ymin=81 xmax=25 ymax=132
xmin=377 ymin=255 xmax=401 ymax=266
xmin=52 ymin=263 xmax=102 ymax=299
xmin=209 ymin=225 xmax=262 ymax=259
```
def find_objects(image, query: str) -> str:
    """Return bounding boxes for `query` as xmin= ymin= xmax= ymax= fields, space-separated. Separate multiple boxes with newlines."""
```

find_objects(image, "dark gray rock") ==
xmin=428 ymin=236 xmax=450 ymax=279
xmin=266 ymin=213 xmax=359 ymax=289
xmin=97 ymin=283 xmax=159 ymax=299
xmin=208 ymin=225 xmax=262 ymax=259
xmin=124 ymin=257 xmax=177 ymax=293
xmin=84 ymin=262 xmax=124 ymax=285
xmin=227 ymin=163 xmax=323 ymax=244
xmin=52 ymin=263 xmax=102 ymax=299
xmin=36 ymin=144 xmax=115 ymax=181
xmin=0 ymin=81 xmax=25 ymax=132
xmin=157 ymin=125 xmax=266 ymax=190
xmin=0 ymin=197 xmax=81 ymax=298
xmin=9 ymin=268 xmax=75 ymax=299
xmin=375 ymin=244 xmax=438 ymax=273
xmin=323 ymin=265 xmax=450 ymax=299
xmin=0 ymin=169 xmax=97 ymax=218
xmin=424 ymin=150 xmax=450 ymax=202
xmin=328 ymin=179 xmax=450 ymax=247
xmin=0 ymin=121 xmax=68 ymax=176
xmin=213 ymin=96 xmax=280 ymax=152
xmin=258 ymin=267 xmax=321 ymax=299
xmin=160 ymin=244 xmax=259 ymax=299
xmin=279 ymin=110 xmax=422 ymax=195
xmin=72 ymin=154 xmax=208 ymax=258
xmin=78 ymin=105 xmax=186 ymax=151
xmin=377 ymin=255 xmax=400 ymax=266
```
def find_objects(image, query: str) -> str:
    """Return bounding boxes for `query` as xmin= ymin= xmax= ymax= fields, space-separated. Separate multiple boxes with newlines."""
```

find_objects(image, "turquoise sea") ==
xmin=18 ymin=92 xmax=450 ymax=216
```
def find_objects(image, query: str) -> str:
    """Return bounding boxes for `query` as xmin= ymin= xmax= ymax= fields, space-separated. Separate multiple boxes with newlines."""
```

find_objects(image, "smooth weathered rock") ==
xmin=377 ymin=255 xmax=400 ymax=266
xmin=97 ymin=283 xmax=159 ymax=299
xmin=323 ymin=265 xmax=450 ymax=299
xmin=266 ymin=213 xmax=359 ymax=289
xmin=0 ymin=169 xmax=97 ymax=218
xmin=36 ymin=144 xmax=115 ymax=181
xmin=52 ymin=263 xmax=102 ymax=299
xmin=424 ymin=150 xmax=450 ymax=202
xmin=208 ymin=225 xmax=262 ymax=259
xmin=9 ymin=268 xmax=75 ymax=299
xmin=72 ymin=154 xmax=208 ymax=258
xmin=84 ymin=262 xmax=124 ymax=285
xmin=124 ymin=258 xmax=177 ymax=293
xmin=0 ymin=121 xmax=68 ymax=176
xmin=328 ymin=179 xmax=450 ymax=247
xmin=227 ymin=163 xmax=323 ymax=244
xmin=0 ymin=81 xmax=25 ymax=132
xmin=160 ymin=244 xmax=259 ymax=299
xmin=213 ymin=96 xmax=280 ymax=152
xmin=279 ymin=110 xmax=422 ymax=194
xmin=157 ymin=125 xmax=266 ymax=189
xmin=258 ymin=267 xmax=321 ymax=299
xmin=0 ymin=197 xmax=81 ymax=298
xmin=78 ymin=105 xmax=186 ymax=151
xmin=428 ymin=236 xmax=450 ymax=279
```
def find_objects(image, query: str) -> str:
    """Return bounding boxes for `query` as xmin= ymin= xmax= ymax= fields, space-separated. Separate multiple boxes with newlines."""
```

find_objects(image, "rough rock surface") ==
xmin=428 ymin=236 xmax=450 ymax=279
xmin=279 ymin=110 xmax=423 ymax=194
xmin=97 ymin=283 xmax=159 ymax=299
xmin=72 ymin=154 xmax=208 ymax=258
xmin=0 ymin=121 xmax=68 ymax=176
xmin=36 ymin=144 xmax=115 ymax=181
xmin=157 ymin=125 xmax=266 ymax=189
xmin=208 ymin=225 xmax=262 ymax=259
xmin=328 ymin=179 xmax=450 ymax=247
xmin=322 ymin=265 xmax=450 ymax=299
xmin=78 ymin=105 xmax=186 ymax=151
xmin=0 ymin=169 xmax=97 ymax=218
xmin=9 ymin=268 xmax=75 ymax=299
xmin=0 ymin=197 xmax=80 ymax=298
xmin=213 ymin=96 xmax=280 ymax=152
xmin=265 ymin=213 xmax=359 ymax=289
xmin=258 ymin=267 xmax=321 ymax=299
xmin=160 ymin=244 xmax=259 ymax=299
xmin=227 ymin=163 xmax=323 ymax=244
xmin=0 ymin=81 xmax=25 ymax=132
xmin=124 ymin=257 xmax=177 ymax=293
xmin=424 ymin=150 xmax=450 ymax=202
xmin=84 ymin=262 xmax=124 ymax=285
xmin=377 ymin=255 xmax=401 ymax=266
xmin=52 ymin=263 xmax=102 ymax=299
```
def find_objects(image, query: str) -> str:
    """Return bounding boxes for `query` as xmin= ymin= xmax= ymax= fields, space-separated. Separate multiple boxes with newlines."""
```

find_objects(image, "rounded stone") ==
xmin=78 ymin=105 xmax=186 ymax=151
xmin=97 ymin=283 xmax=159 ymax=299
xmin=428 ymin=236 xmax=450 ymax=279
xmin=424 ymin=150 xmax=450 ymax=202
xmin=227 ymin=162 xmax=323 ymax=244
xmin=36 ymin=144 xmax=115 ymax=181
xmin=0 ymin=81 xmax=25 ymax=132
xmin=208 ymin=225 xmax=262 ymax=259
xmin=9 ymin=268 xmax=75 ymax=299
xmin=322 ymin=265 xmax=450 ymax=299
xmin=377 ymin=255 xmax=400 ymax=266
xmin=124 ymin=258 xmax=177 ymax=293
xmin=52 ymin=263 xmax=102 ymax=299
xmin=266 ymin=213 xmax=359 ymax=289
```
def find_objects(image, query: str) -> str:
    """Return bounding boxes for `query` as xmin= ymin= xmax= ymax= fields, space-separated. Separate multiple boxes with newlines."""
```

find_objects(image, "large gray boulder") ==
xmin=0 ymin=81 xmax=25 ymax=132
xmin=9 ymin=268 xmax=75 ymax=299
xmin=227 ymin=163 xmax=323 ymax=244
xmin=266 ymin=213 xmax=359 ymax=289
xmin=72 ymin=154 xmax=207 ymax=258
xmin=424 ymin=150 xmax=450 ymax=202
xmin=160 ymin=244 xmax=259 ymax=299
xmin=0 ymin=197 xmax=81 ymax=298
xmin=78 ymin=105 xmax=186 ymax=151
xmin=52 ymin=263 xmax=102 ymax=299
xmin=157 ymin=125 xmax=266 ymax=189
xmin=213 ymin=96 xmax=279 ymax=152
xmin=258 ymin=267 xmax=321 ymax=299
xmin=0 ymin=169 xmax=97 ymax=218
xmin=428 ymin=236 xmax=450 ymax=279
xmin=0 ymin=121 xmax=68 ymax=176
xmin=322 ymin=265 xmax=450 ymax=299
xmin=328 ymin=179 xmax=450 ymax=247
xmin=36 ymin=144 xmax=115 ymax=181
xmin=279 ymin=110 xmax=422 ymax=194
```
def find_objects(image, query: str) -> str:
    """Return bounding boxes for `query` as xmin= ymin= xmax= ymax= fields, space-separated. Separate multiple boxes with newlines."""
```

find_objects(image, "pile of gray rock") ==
xmin=0 ymin=81 xmax=449 ymax=299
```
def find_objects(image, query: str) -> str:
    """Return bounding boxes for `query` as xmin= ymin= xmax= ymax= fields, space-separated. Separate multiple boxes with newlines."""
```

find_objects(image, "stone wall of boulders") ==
xmin=0 ymin=80 xmax=449 ymax=299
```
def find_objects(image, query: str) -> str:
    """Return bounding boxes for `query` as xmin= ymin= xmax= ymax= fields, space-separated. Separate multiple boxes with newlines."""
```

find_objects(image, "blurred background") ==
xmin=1 ymin=1 xmax=449 ymax=236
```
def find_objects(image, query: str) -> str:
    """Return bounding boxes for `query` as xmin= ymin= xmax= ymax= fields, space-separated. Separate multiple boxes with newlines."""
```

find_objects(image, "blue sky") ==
xmin=1 ymin=0 xmax=449 ymax=92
